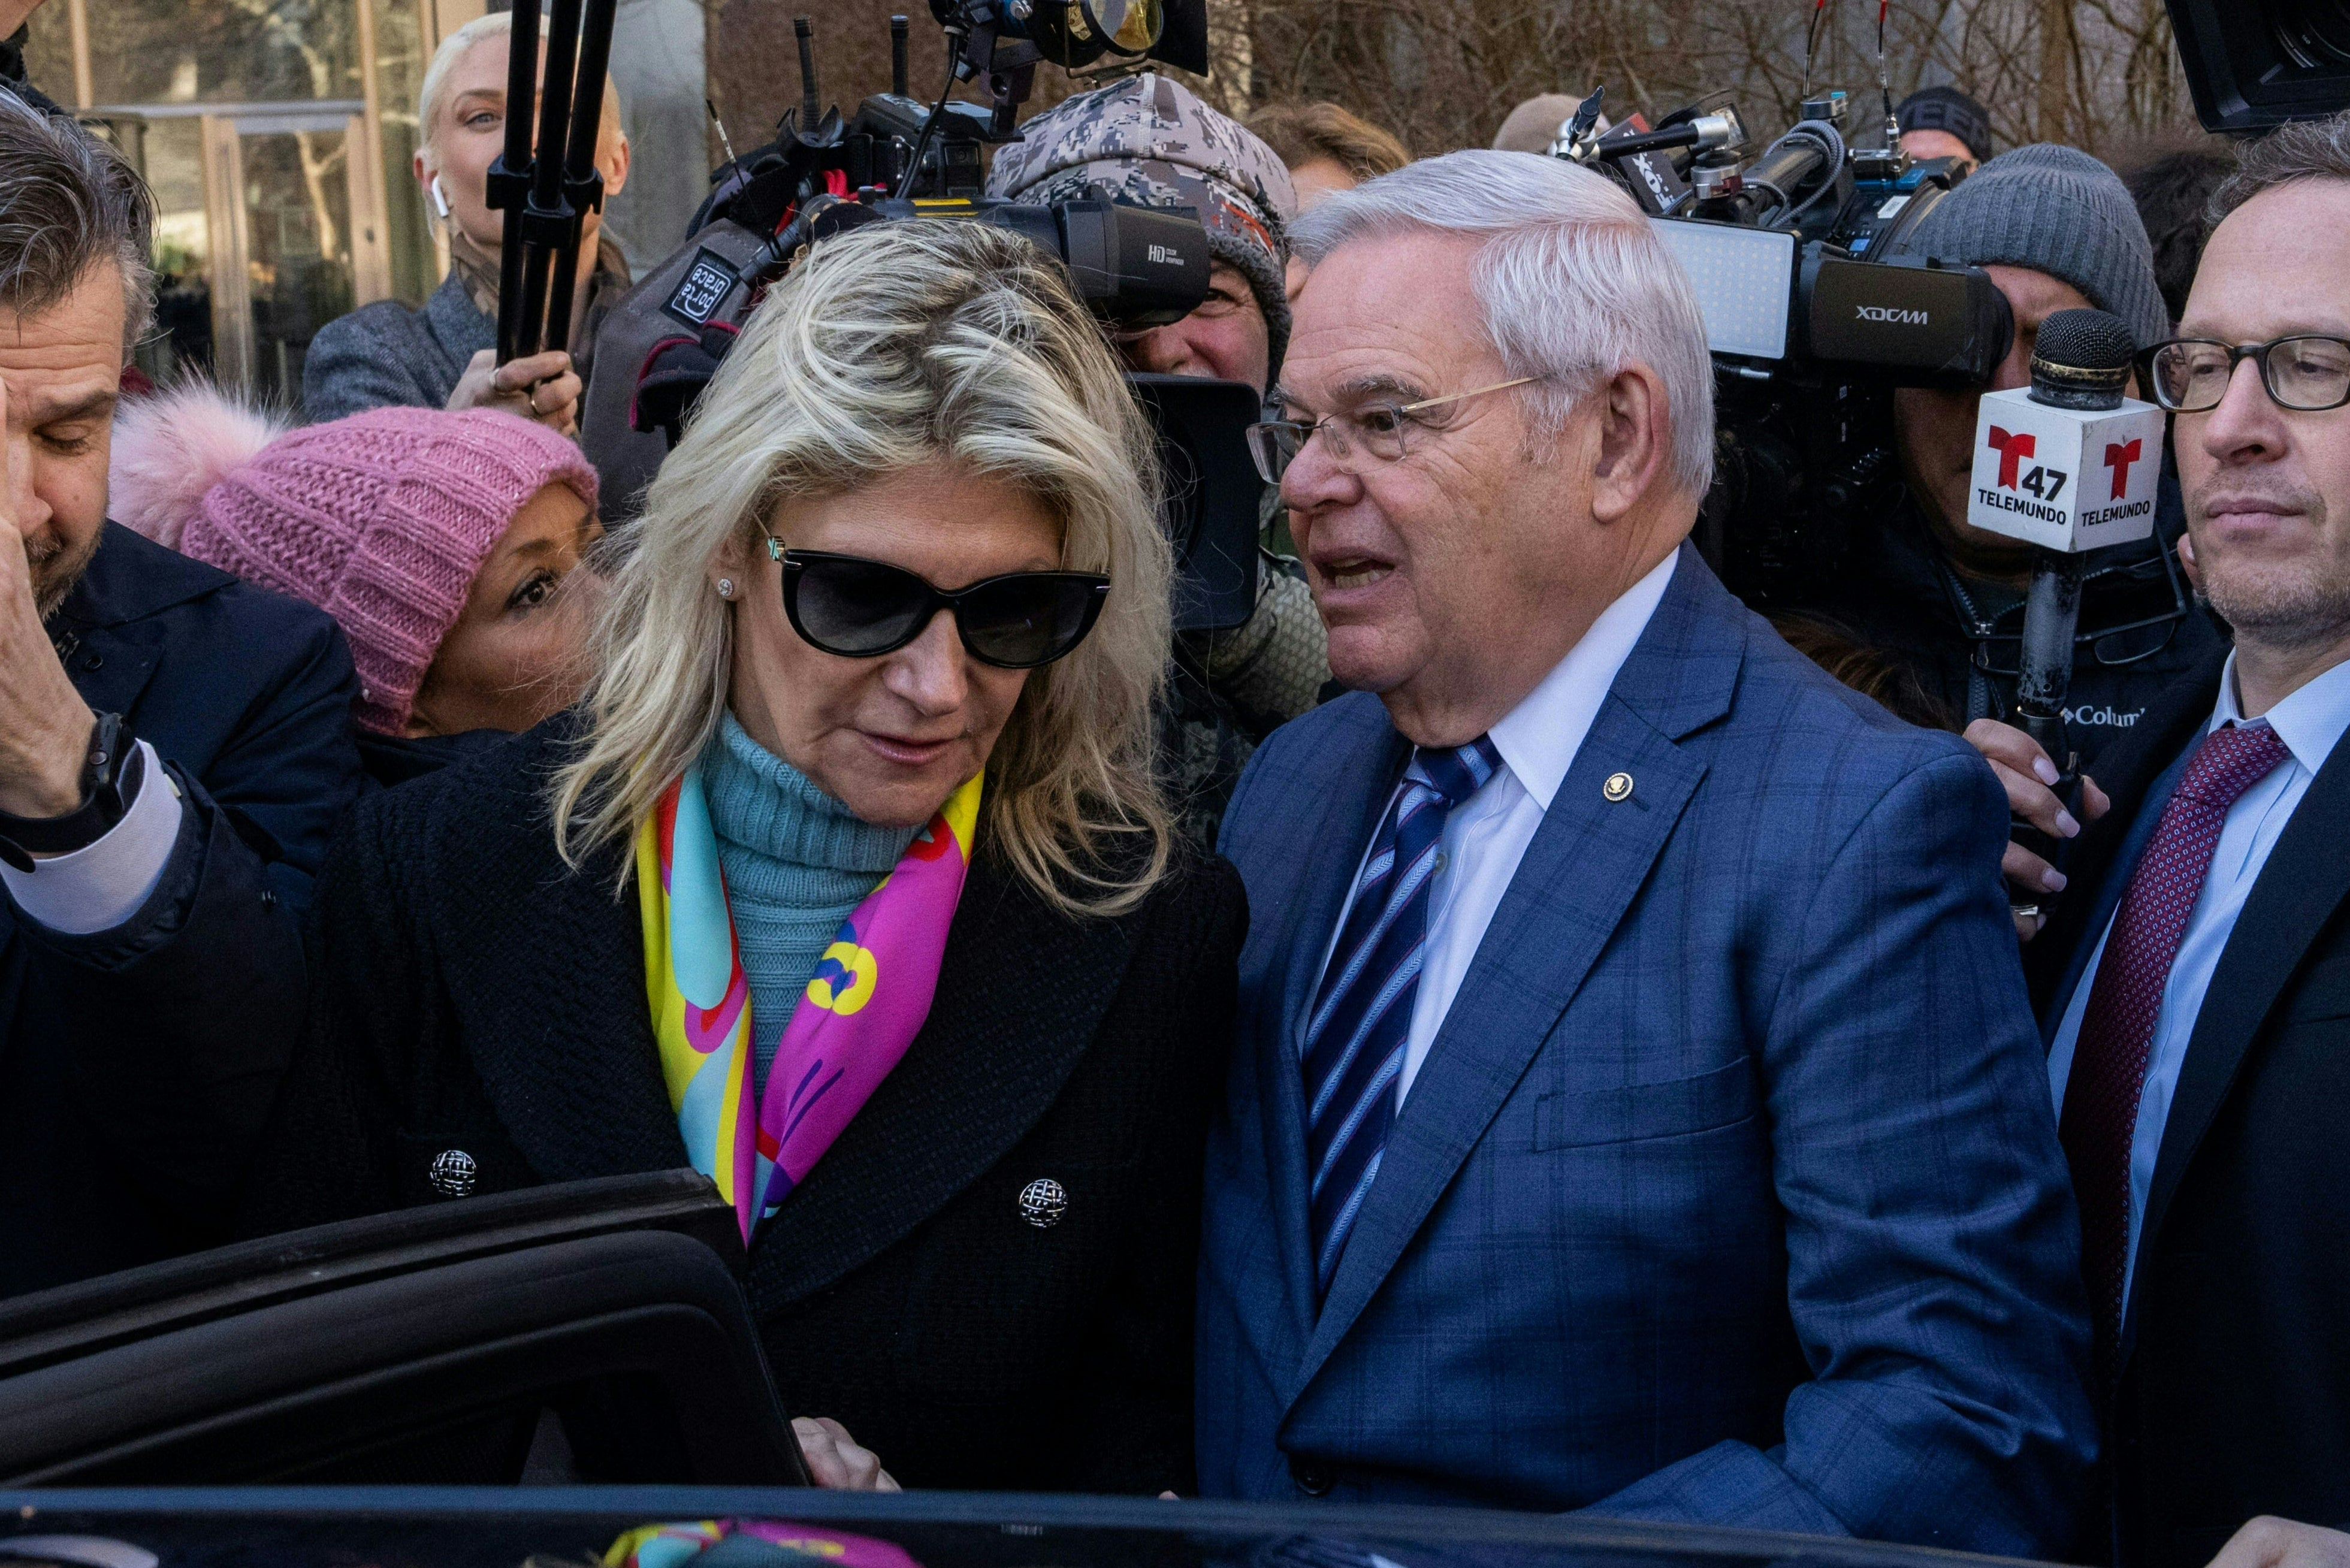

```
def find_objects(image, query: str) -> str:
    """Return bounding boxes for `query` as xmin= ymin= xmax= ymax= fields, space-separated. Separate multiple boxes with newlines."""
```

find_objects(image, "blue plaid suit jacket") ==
xmin=1197 ymin=546 xmax=2096 ymax=1555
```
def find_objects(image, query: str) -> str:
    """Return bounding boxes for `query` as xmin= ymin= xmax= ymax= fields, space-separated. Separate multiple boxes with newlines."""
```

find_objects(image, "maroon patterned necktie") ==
xmin=2059 ymin=720 xmax=2292 ymax=1371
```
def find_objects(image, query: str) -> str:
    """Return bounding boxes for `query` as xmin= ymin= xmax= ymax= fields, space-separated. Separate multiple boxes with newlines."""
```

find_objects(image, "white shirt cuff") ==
xmin=0 ymin=741 xmax=187 ymax=936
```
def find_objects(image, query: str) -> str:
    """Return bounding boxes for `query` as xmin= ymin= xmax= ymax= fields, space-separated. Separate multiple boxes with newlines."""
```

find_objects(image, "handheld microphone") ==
xmin=1964 ymin=307 xmax=2163 ymax=895
xmin=1965 ymin=308 xmax=2165 ymax=558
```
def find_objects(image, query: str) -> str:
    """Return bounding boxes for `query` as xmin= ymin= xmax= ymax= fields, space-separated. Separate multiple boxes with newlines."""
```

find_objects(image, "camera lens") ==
xmin=1090 ymin=0 xmax=1162 ymax=53
xmin=2271 ymin=0 xmax=2350 ymax=68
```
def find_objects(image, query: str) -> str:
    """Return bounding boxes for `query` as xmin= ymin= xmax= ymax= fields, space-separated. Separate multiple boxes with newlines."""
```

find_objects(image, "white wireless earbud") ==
xmin=430 ymin=175 xmax=452 ymax=220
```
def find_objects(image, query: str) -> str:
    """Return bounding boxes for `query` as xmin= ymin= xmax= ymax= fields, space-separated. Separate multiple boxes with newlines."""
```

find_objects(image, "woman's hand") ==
xmin=793 ymin=1415 xmax=901 ymax=1491
xmin=446 ymin=348 xmax=582 ymax=435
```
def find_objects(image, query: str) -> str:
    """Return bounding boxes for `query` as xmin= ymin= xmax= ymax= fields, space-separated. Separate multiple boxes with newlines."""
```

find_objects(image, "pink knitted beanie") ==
xmin=112 ymin=388 xmax=597 ymax=735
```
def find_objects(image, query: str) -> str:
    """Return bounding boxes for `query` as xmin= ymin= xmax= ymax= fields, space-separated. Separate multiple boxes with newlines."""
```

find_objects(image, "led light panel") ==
xmin=1650 ymin=219 xmax=1796 ymax=361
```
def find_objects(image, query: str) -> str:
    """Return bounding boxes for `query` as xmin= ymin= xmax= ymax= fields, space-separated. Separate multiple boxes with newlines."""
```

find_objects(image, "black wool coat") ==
xmin=2026 ymin=648 xmax=2350 ymax=1568
xmin=241 ymin=720 xmax=1246 ymax=1495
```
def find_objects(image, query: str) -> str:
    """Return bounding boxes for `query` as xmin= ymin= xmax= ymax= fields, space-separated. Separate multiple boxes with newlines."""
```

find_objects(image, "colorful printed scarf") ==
xmin=607 ymin=1519 xmax=922 ymax=1568
xmin=636 ymin=759 xmax=982 ymax=1242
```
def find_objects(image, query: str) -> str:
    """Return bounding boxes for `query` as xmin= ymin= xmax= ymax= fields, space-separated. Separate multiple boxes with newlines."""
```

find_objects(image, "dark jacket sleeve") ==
xmin=301 ymin=303 xmax=446 ymax=422
xmin=11 ymin=770 xmax=312 ymax=1242
xmin=237 ymin=785 xmax=435 ymax=1239
xmin=190 ymin=602 xmax=365 ymax=908
xmin=1056 ymin=854 xmax=1246 ymax=1493
xmin=12 ymin=611 xmax=362 ymax=1241
xmin=1584 ymin=748 xmax=2098 ymax=1555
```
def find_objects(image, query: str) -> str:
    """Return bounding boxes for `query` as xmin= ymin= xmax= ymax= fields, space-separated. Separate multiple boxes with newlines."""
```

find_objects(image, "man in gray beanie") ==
xmin=990 ymin=71 xmax=1298 ymax=388
xmin=1817 ymin=142 xmax=2223 ymax=777
xmin=990 ymin=72 xmax=1330 ymax=850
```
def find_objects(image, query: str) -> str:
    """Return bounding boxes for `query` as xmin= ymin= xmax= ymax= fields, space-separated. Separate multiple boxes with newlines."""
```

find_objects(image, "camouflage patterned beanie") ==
xmin=988 ymin=72 xmax=1298 ymax=382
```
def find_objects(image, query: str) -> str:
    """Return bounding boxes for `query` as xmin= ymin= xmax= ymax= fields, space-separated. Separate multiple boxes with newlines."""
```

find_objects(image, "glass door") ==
xmin=200 ymin=110 xmax=363 ymax=407
xmin=26 ymin=0 xmax=460 ymax=408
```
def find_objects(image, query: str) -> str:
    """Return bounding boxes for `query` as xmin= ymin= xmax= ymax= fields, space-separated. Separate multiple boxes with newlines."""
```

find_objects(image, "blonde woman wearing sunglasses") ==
xmin=243 ymin=220 xmax=1245 ymax=1494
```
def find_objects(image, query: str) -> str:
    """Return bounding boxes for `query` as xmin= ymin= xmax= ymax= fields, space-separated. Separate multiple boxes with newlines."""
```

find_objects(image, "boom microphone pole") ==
xmin=545 ymin=0 xmax=618 ymax=354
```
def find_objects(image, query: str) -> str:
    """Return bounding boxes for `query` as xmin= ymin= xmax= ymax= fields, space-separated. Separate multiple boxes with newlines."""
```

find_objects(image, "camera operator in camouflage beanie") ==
xmin=990 ymin=71 xmax=1298 ymax=387
xmin=991 ymin=73 xmax=1328 ymax=850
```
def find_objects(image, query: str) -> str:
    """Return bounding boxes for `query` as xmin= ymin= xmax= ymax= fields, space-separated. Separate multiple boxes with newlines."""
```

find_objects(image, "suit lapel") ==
xmin=62 ymin=626 xmax=163 ymax=722
xmin=1286 ymin=547 xmax=1739 ymax=1404
xmin=48 ymin=524 xmax=214 ymax=725
xmin=1259 ymin=701 xmax=1410 ymax=1346
xmin=1273 ymin=705 xmax=1411 ymax=1061
xmin=2128 ymin=731 xmax=2350 ymax=1352
xmin=748 ymin=856 xmax=1134 ymax=1304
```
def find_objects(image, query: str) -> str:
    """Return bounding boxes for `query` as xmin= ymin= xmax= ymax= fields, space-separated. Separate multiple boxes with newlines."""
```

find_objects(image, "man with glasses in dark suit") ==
xmin=2005 ymin=109 xmax=2350 ymax=1568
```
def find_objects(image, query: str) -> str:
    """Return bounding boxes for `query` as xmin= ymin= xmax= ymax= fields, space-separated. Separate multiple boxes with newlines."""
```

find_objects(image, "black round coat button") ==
xmin=1288 ymin=1455 xmax=1333 ymax=1496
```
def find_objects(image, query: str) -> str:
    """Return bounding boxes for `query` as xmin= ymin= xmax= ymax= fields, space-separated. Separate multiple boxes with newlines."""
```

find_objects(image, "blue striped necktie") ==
xmin=1302 ymin=736 xmax=1502 ymax=1300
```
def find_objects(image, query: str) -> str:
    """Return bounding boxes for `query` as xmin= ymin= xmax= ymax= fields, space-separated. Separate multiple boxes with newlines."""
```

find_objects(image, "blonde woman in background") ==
xmin=243 ymin=220 xmax=1246 ymax=1494
xmin=301 ymin=8 xmax=633 ymax=430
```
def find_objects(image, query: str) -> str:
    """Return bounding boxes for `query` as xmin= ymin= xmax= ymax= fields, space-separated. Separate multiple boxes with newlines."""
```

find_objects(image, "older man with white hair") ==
xmin=1195 ymin=150 xmax=2097 ymax=1551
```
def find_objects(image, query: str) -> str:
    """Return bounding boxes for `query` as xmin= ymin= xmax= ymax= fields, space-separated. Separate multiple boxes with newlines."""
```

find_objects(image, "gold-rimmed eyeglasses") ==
xmin=1245 ymin=376 xmax=1542 ymax=485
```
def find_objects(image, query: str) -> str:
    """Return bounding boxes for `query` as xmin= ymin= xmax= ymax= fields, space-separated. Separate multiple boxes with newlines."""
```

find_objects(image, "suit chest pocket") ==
xmin=2279 ymin=948 xmax=2350 ymax=1025
xmin=1532 ymin=1058 xmax=1756 ymax=1150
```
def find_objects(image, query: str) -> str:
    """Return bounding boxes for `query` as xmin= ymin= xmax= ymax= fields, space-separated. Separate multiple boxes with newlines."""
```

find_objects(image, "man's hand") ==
xmin=792 ymin=1415 xmax=901 ymax=1491
xmin=0 ymin=381 xmax=97 ymax=820
xmin=2209 ymin=1518 xmax=2350 ymax=1568
xmin=1964 ymin=718 xmax=2111 ymax=941
xmin=446 ymin=348 xmax=582 ymax=435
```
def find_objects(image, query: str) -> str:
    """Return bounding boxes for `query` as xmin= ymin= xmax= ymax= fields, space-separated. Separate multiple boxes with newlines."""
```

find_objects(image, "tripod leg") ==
xmin=491 ymin=0 xmax=544 ymax=363
xmin=546 ymin=0 xmax=618 ymax=356
xmin=513 ymin=0 xmax=585 ymax=361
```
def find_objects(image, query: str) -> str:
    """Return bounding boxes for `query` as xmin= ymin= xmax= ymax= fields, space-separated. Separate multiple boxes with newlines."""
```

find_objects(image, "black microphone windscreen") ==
xmin=2033 ymin=307 xmax=2137 ymax=375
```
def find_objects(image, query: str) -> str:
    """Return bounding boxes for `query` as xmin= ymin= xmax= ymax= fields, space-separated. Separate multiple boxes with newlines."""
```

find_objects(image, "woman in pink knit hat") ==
xmin=109 ymin=387 xmax=602 ymax=785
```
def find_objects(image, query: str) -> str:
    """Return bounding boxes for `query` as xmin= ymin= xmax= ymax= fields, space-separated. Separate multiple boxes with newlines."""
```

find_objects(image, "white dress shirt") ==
xmin=2048 ymin=649 xmax=2350 ymax=1304
xmin=0 ymin=741 xmax=184 ymax=935
xmin=1316 ymin=551 xmax=1678 ymax=1105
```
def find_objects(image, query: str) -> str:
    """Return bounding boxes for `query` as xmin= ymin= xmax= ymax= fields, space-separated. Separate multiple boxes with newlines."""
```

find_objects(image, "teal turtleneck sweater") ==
xmin=703 ymin=712 xmax=916 ymax=1089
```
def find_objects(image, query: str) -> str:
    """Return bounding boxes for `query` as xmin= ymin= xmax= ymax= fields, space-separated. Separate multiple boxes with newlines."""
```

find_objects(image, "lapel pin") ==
xmin=1603 ymin=772 xmax=1635 ymax=802
xmin=1019 ymin=1177 xmax=1068 ymax=1229
xmin=428 ymin=1148 xmax=478 ymax=1198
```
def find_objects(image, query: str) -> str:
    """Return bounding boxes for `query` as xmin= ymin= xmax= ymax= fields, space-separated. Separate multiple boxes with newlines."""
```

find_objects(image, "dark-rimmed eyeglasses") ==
xmin=2143 ymin=336 xmax=2350 ymax=413
xmin=771 ymin=542 xmax=1111 ymax=670
xmin=1245 ymin=376 xmax=1541 ymax=485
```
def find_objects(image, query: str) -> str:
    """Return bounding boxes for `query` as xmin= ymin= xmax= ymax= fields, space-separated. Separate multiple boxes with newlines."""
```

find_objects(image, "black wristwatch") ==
xmin=0 ymin=712 xmax=144 ymax=872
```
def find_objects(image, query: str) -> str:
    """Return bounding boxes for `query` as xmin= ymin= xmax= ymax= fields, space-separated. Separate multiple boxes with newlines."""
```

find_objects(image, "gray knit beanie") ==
xmin=1884 ymin=143 xmax=2170 ymax=346
xmin=989 ymin=72 xmax=1297 ymax=380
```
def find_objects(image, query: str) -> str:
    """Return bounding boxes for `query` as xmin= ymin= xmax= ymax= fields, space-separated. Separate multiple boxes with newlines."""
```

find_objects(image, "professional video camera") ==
xmin=2165 ymin=0 xmax=2350 ymax=128
xmin=1555 ymin=84 xmax=2014 ymax=606
xmin=577 ymin=0 xmax=1264 ymax=634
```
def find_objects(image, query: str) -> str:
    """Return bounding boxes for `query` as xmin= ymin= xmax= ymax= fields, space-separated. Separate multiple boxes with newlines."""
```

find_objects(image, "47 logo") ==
xmin=1986 ymin=427 xmax=2068 ymax=500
